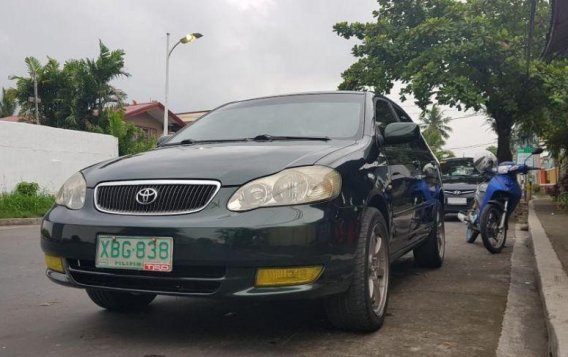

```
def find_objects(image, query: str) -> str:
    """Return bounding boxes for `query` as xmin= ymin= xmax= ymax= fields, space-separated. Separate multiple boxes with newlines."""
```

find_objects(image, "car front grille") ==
xmin=94 ymin=180 xmax=220 ymax=215
xmin=67 ymin=259 xmax=224 ymax=295
xmin=443 ymin=190 xmax=475 ymax=196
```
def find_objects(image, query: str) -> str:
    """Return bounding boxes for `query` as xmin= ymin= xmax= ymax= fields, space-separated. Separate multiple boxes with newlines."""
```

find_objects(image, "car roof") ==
xmin=225 ymin=91 xmax=368 ymax=105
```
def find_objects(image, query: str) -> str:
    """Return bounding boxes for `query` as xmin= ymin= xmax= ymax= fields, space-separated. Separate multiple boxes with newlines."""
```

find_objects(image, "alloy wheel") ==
xmin=368 ymin=225 xmax=389 ymax=315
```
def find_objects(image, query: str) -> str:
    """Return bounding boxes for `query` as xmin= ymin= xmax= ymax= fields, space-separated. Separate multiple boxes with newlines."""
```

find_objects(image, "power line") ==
xmin=448 ymin=113 xmax=484 ymax=121
xmin=447 ymin=140 xmax=497 ymax=150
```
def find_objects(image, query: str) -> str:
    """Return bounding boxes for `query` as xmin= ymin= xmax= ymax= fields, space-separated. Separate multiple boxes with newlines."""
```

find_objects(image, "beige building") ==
xmin=176 ymin=110 xmax=209 ymax=125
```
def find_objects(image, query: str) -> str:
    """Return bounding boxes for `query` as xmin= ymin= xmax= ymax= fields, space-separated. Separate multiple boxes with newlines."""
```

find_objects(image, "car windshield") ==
xmin=440 ymin=158 xmax=482 ymax=182
xmin=167 ymin=93 xmax=365 ymax=144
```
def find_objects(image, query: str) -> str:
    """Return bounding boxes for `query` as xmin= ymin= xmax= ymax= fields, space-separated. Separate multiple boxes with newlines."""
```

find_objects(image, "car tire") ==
xmin=413 ymin=201 xmax=445 ymax=268
xmin=86 ymin=288 xmax=156 ymax=311
xmin=324 ymin=207 xmax=390 ymax=332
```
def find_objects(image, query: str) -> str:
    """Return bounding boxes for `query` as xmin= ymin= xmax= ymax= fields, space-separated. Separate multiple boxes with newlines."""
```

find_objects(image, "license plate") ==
xmin=447 ymin=197 xmax=467 ymax=205
xmin=96 ymin=235 xmax=173 ymax=272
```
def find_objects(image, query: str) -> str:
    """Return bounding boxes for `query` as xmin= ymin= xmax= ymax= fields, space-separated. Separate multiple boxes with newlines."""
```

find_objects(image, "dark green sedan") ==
xmin=41 ymin=91 xmax=445 ymax=332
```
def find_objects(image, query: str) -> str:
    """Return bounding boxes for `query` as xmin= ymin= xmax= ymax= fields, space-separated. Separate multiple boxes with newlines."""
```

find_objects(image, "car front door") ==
xmin=374 ymin=98 xmax=416 ymax=255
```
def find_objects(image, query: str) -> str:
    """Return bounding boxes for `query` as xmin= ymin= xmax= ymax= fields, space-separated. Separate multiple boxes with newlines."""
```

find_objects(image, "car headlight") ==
xmin=227 ymin=166 xmax=341 ymax=211
xmin=55 ymin=172 xmax=87 ymax=210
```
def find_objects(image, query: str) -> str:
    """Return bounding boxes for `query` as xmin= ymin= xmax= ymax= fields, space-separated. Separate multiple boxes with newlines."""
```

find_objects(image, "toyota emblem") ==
xmin=136 ymin=188 xmax=158 ymax=205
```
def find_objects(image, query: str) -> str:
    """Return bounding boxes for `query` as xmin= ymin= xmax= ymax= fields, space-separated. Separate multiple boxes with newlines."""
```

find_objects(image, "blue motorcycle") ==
xmin=458 ymin=148 xmax=542 ymax=254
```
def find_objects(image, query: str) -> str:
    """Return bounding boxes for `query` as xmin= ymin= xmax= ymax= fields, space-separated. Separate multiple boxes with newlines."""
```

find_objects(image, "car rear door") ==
xmin=392 ymin=105 xmax=440 ymax=244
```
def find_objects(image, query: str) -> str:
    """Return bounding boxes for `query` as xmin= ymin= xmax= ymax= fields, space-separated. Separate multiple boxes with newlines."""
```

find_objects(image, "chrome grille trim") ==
xmin=94 ymin=180 xmax=221 ymax=216
xmin=443 ymin=190 xmax=475 ymax=195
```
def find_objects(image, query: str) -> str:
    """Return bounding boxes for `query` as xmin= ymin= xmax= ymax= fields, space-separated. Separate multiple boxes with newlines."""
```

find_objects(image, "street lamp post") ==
xmin=163 ymin=32 xmax=203 ymax=136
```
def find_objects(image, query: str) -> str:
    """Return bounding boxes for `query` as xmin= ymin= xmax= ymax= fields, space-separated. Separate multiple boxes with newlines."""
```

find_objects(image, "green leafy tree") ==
xmin=101 ymin=110 xmax=156 ymax=156
xmin=334 ymin=0 xmax=552 ymax=162
xmin=10 ymin=41 xmax=129 ymax=130
xmin=520 ymin=60 xmax=568 ymax=194
xmin=11 ymin=57 xmax=72 ymax=125
xmin=0 ymin=87 xmax=17 ymax=117
xmin=486 ymin=145 xmax=498 ymax=156
xmin=422 ymin=127 xmax=455 ymax=160
xmin=420 ymin=105 xmax=452 ymax=141
xmin=419 ymin=105 xmax=454 ymax=160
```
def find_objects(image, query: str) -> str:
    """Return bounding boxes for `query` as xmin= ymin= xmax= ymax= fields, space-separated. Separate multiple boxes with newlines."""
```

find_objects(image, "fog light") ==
xmin=255 ymin=266 xmax=323 ymax=287
xmin=45 ymin=255 xmax=64 ymax=273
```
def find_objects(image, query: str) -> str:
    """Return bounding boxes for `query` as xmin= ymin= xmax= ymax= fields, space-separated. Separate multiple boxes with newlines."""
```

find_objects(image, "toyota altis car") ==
xmin=41 ymin=92 xmax=445 ymax=332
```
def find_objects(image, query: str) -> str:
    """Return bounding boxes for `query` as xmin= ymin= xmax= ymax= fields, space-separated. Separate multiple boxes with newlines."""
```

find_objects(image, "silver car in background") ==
xmin=441 ymin=158 xmax=483 ymax=216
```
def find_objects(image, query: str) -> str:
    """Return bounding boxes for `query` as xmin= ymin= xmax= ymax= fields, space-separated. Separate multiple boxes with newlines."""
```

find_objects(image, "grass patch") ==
xmin=0 ymin=192 xmax=55 ymax=219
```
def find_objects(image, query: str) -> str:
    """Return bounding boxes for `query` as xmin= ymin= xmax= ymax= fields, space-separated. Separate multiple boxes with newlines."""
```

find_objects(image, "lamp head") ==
xmin=180 ymin=33 xmax=204 ymax=44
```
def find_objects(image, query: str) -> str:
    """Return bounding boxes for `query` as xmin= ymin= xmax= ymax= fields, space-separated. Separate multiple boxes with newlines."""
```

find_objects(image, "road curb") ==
xmin=529 ymin=200 xmax=568 ymax=357
xmin=0 ymin=218 xmax=41 ymax=226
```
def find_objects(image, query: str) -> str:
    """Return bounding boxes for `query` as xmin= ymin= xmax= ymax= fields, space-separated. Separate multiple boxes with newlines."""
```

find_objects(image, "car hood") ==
xmin=82 ymin=141 xmax=355 ymax=187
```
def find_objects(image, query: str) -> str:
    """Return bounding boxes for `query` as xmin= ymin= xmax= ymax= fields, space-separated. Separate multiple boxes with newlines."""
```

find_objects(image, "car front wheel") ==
xmin=86 ymin=288 xmax=156 ymax=311
xmin=325 ymin=207 xmax=390 ymax=332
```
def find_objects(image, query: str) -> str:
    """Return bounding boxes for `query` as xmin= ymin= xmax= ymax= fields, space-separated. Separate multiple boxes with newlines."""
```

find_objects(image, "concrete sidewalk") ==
xmin=529 ymin=199 xmax=568 ymax=357
xmin=0 ymin=218 xmax=42 ymax=226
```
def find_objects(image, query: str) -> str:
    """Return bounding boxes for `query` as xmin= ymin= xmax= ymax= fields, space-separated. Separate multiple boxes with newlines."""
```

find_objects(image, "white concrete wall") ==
xmin=0 ymin=122 xmax=118 ymax=193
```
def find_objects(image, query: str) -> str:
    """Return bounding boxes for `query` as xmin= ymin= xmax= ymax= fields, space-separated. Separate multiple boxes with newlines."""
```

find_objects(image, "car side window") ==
xmin=374 ymin=99 xmax=398 ymax=129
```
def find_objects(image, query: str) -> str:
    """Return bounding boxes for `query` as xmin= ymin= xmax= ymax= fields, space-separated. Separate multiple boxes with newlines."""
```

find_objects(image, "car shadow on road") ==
xmin=58 ymin=258 xmax=430 ymax=352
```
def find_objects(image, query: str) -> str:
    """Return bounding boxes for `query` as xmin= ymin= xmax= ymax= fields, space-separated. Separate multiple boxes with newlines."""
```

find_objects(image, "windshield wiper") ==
xmin=250 ymin=134 xmax=331 ymax=142
xmin=163 ymin=138 xmax=249 ymax=146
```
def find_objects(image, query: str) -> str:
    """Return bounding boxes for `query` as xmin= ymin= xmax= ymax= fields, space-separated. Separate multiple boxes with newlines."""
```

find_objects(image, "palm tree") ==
xmin=419 ymin=105 xmax=453 ymax=141
xmin=9 ymin=41 xmax=129 ymax=130
xmin=0 ymin=87 xmax=17 ymax=117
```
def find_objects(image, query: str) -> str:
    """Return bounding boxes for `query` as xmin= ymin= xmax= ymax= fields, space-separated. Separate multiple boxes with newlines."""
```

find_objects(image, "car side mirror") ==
xmin=383 ymin=122 xmax=420 ymax=145
xmin=157 ymin=135 xmax=173 ymax=147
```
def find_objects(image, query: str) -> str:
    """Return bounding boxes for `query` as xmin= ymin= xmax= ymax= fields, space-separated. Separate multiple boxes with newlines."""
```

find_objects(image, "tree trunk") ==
xmin=494 ymin=114 xmax=513 ymax=162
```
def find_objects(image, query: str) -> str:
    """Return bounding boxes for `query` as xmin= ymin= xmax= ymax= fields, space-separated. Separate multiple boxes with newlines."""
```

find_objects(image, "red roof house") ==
xmin=124 ymin=101 xmax=186 ymax=138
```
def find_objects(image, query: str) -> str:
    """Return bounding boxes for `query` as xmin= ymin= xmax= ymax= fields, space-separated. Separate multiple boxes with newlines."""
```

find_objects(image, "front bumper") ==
xmin=41 ymin=188 xmax=362 ymax=299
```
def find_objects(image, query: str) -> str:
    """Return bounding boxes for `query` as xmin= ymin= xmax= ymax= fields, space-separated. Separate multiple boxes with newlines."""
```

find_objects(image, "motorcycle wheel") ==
xmin=466 ymin=225 xmax=479 ymax=243
xmin=480 ymin=203 xmax=507 ymax=254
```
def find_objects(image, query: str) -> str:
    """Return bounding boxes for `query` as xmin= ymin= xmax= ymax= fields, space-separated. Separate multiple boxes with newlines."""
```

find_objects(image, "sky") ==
xmin=0 ymin=0 xmax=496 ymax=157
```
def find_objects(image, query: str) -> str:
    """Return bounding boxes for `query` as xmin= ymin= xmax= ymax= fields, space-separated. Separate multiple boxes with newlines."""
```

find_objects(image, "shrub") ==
xmin=557 ymin=192 xmax=568 ymax=210
xmin=0 ymin=183 xmax=55 ymax=218
xmin=15 ymin=182 xmax=40 ymax=196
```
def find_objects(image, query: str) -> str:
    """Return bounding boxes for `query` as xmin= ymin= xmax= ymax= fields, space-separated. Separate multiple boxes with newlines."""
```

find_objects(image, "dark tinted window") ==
xmin=168 ymin=94 xmax=365 ymax=143
xmin=393 ymin=106 xmax=411 ymax=122
xmin=375 ymin=99 xmax=398 ymax=128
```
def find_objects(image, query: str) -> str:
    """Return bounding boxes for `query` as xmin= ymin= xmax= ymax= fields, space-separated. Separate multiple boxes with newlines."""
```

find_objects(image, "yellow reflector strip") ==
xmin=255 ymin=266 xmax=323 ymax=287
xmin=45 ymin=255 xmax=64 ymax=273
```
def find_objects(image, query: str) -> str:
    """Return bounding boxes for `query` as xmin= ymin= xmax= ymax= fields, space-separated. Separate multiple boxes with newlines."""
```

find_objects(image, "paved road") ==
xmin=0 ymin=222 xmax=546 ymax=357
